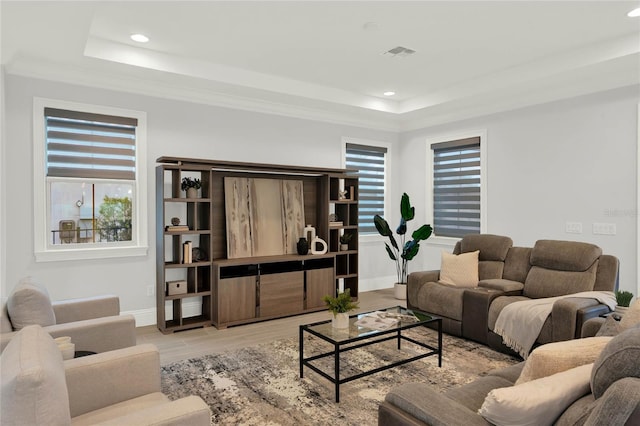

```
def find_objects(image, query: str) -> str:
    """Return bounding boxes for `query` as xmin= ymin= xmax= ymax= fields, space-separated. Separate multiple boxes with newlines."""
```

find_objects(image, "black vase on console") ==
xmin=297 ymin=237 xmax=309 ymax=255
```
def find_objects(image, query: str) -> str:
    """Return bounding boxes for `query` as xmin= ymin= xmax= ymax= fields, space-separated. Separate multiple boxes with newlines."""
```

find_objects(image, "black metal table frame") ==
xmin=299 ymin=311 xmax=442 ymax=402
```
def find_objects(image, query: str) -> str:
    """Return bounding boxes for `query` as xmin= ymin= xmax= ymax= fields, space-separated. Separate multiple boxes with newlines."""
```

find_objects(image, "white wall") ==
xmin=2 ymin=74 xmax=398 ymax=323
xmin=401 ymin=86 xmax=639 ymax=295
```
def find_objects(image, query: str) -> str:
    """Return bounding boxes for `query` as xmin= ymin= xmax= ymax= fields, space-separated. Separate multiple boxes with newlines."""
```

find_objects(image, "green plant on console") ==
xmin=181 ymin=177 xmax=202 ymax=191
xmin=323 ymin=288 xmax=359 ymax=316
xmin=615 ymin=290 xmax=634 ymax=307
xmin=374 ymin=193 xmax=433 ymax=285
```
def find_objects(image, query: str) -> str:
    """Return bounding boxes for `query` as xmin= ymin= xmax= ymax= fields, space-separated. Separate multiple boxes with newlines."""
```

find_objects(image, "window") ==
xmin=345 ymin=141 xmax=388 ymax=234
xmin=34 ymin=98 xmax=148 ymax=261
xmin=428 ymin=133 xmax=486 ymax=239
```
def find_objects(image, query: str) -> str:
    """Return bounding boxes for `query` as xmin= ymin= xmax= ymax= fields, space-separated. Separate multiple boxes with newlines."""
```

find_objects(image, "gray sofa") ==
xmin=379 ymin=324 xmax=640 ymax=426
xmin=407 ymin=235 xmax=619 ymax=355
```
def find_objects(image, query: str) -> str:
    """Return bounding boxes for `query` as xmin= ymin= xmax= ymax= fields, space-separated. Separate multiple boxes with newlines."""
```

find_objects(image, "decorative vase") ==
xmin=310 ymin=236 xmax=328 ymax=255
xmin=296 ymin=237 xmax=309 ymax=255
xmin=340 ymin=243 xmax=349 ymax=251
xmin=615 ymin=305 xmax=629 ymax=317
xmin=186 ymin=187 xmax=198 ymax=198
xmin=332 ymin=312 xmax=349 ymax=329
xmin=394 ymin=283 xmax=407 ymax=300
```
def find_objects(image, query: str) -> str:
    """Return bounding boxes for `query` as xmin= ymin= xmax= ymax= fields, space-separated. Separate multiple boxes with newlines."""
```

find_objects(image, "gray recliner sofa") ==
xmin=378 ymin=324 xmax=640 ymax=426
xmin=408 ymin=235 xmax=619 ymax=355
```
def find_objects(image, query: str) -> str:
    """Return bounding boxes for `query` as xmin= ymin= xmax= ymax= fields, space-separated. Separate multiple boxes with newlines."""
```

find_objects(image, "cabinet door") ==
xmin=306 ymin=267 xmax=335 ymax=309
xmin=259 ymin=271 xmax=304 ymax=317
xmin=218 ymin=276 xmax=256 ymax=323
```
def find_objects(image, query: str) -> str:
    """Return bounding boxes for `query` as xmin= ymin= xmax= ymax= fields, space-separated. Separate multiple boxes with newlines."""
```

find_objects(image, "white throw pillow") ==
xmin=516 ymin=336 xmax=612 ymax=384
xmin=439 ymin=250 xmax=479 ymax=288
xmin=479 ymin=363 xmax=593 ymax=426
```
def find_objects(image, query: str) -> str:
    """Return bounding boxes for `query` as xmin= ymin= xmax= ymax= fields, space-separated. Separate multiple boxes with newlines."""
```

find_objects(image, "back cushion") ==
xmin=459 ymin=234 xmax=513 ymax=261
xmin=502 ymin=247 xmax=532 ymax=283
xmin=530 ymin=240 xmax=601 ymax=272
xmin=523 ymin=263 xmax=598 ymax=299
xmin=591 ymin=325 xmax=640 ymax=399
xmin=6 ymin=277 xmax=56 ymax=330
xmin=0 ymin=325 xmax=71 ymax=425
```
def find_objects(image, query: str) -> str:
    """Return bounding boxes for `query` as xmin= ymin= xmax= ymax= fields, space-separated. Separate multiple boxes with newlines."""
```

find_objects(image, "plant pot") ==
xmin=340 ymin=243 xmax=349 ymax=251
xmin=394 ymin=283 xmax=407 ymax=300
xmin=186 ymin=187 xmax=198 ymax=198
xmin=615 ymin=305 xmax=629 ymax=317
xmin=332 ymin=312 xmax=349 ymax=329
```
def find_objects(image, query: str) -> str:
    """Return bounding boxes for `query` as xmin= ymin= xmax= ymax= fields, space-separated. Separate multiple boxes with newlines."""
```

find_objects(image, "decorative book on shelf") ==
xmin=166 ymin=225 xmax=189 ymax=232
xmin=182 ymin=241 xmax=192 ymax=263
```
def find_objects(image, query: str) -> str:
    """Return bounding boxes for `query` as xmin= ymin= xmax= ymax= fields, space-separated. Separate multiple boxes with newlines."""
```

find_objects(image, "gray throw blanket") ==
xmin=494 ymin=291 xmax=616 ymax=359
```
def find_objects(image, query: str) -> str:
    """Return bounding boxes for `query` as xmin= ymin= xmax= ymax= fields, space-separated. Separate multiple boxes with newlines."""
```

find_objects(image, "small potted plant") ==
xmin=339 ymin=233 xmax=352 ymax=251
xmin=181 ymin=177 xmax=201 ymax=198
xmin=323 ymin=288 xmax=359 ymax=329
xmin=615 ymin=290 xmax=634 ymax=317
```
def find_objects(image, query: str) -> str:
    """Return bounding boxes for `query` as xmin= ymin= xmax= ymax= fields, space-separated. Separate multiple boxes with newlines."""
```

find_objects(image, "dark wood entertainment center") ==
xmin=156 ymin=157 xmax=359 ymax=333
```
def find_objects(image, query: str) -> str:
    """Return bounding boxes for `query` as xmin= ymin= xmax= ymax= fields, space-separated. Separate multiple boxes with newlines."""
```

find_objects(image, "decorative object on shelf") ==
xmin=171 ymin=217 xmax=181 ymax=226
xmin=182 ymin=241 xmax=193 ymax=263
xmin=338 ymin=189 xmax=348 ymax=200
xmin=329 ymin=213 xmax=338 ymax=222
xmin=167 ymin=280 xmax=187 ymax=296
xmin=615 ymin=290 xmax=634 ymax=316
xmin=323 ymin=288 xmax=359 ymax=329
xmin=296 ymin=237 xmax=309 ymax=255
xmin=339 ymin=233 xmax=352 ymax=251
xmin=192 ymin=247 xmax=207 ymax=262
xmin=166 ymin=225 xmax=189 ymax=232
xmin=310 ymin=236 xmax=328 ymax=255
xmin=181 ymin=177 xmax=201 ymax=198
xmin=303 ymin=224 xmax=316 ymax=245
xmin=374 ymin=193 xmax=433 ymax=299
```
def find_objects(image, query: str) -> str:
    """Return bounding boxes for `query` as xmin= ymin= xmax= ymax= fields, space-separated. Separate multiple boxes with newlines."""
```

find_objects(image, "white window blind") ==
xmin=45 ymin=108 xmax=137 ymax=180
xmin=432 ymin=137 xmax=481 ymax=238
xmin=346 ymin=143 xmax=386 ymax=234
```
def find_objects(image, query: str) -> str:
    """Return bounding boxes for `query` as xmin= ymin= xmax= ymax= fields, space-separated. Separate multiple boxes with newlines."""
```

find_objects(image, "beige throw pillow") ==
xmin=620 ymin=298 xmax=640 ymax=331
xmin=479 ymin=363 xmax=593 ymax=426
xmin=516 ymin=336 xmax=612 ymax=384
xmin=439 ymin=250 xmax=479 ymax=288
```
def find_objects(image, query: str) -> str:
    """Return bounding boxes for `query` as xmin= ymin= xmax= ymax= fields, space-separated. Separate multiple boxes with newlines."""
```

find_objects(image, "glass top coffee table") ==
xmin=299 ymin=306 xmax=442 ymax=402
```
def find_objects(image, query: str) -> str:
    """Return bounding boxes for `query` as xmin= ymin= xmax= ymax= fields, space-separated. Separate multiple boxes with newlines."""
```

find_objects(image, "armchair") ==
xmin=1 ymin=277 xmax=136 ymax=353
xmin=1 ymin=325 xmax=211 ymax=425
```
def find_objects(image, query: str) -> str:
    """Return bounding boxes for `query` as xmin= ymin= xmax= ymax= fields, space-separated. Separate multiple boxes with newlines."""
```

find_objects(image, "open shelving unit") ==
xmin=156 ymin=157 xmax=359 ymax=332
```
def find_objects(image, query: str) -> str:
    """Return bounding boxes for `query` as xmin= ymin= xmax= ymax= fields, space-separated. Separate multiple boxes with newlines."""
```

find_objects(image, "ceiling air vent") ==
xmin=382 ymin=46 xmax=416 ymax=58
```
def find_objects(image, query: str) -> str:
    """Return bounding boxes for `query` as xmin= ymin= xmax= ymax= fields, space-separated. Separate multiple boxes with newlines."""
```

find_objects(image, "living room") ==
xmin=1 ymin=1 xmax=639 ymax=425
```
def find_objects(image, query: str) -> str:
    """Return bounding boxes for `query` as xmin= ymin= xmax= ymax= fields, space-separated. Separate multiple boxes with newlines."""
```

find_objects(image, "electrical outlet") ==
xmin=565 ymin=222 xmax=582 ymax=234
xmin=593 ymin=223 xmax=616 ymax=235
xmin=146 ymin=285 xmax=155 ymax=297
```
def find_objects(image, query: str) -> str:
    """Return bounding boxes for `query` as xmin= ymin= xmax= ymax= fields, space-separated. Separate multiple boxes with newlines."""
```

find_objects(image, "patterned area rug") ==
xmin=161 ymin=328 xmax=518 ymax=425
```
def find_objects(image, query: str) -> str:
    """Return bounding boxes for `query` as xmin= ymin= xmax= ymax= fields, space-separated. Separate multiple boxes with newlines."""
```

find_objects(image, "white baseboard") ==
xmin=122 ymin=301 xmax=203 ymax=328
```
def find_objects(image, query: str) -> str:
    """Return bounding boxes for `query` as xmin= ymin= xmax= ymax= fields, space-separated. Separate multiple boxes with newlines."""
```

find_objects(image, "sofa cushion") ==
xmin=439 ymin=250 xmax=479 ymax=288
xmin=620 ymin=298 xmax=640 ymax=331
xmin=0 ymin=325 xmax=71 ymax=425
xmin=487 ymin=295 xmax=530 ymax=330
xmin=502 ymin=246 xmax=532 ymax=283
xmin=522 ymin=263 xmax=597 ymax=299
xmin=6 ymin=277 xmax=56 ymax=330
xmin=591 ymin=325 xmax=640 ymax=399
xmin=417 ymin=282 xmax=465 ymax=321
xmin=530 ymin=240 xmax=601 ymax=272
xmin=516 ymin=337 xmax=612 ymax=384
xmin=71 ymin=392 xmax=169 ymax=426
xmin=479 ymin=363 xmax=593 ymax=426
xmin=479 ymin=279 xmax=524 ymax=293
xmin=459 ymin=234 xmax=512 ymax=261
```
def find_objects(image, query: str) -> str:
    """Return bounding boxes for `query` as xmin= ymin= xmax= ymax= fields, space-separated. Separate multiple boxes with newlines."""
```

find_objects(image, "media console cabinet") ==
xmin=156 ymin=157 xmax=359 ymax=333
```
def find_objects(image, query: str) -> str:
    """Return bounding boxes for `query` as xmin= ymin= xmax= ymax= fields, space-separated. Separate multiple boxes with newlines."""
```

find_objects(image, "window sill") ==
xmin=35 ymin=245 xmax=148 ymax=262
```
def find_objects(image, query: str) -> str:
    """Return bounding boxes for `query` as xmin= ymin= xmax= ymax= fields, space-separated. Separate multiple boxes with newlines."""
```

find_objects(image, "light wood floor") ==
xmin=137 ymin=288 xmax=405 ymax=365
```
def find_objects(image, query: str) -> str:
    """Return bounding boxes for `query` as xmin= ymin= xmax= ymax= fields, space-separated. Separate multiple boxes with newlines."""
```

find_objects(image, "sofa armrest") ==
xmin=52 ymin=295 xmax=120 ymax=323
xmin=407 ymin=270 xmax=440 ymax=310
xmin=581 ymin=317 xmax=607 ymax=338
xmin=65 ymin=344 xmax=161 ymax=418
xmin=45 ymin=315 xmax=136 ymax=352
xmin=552 ymin=298 xmax=606 ymax=341
xmin=94 ymin=395 xmax=211 ymax=426
xmin=585 ymin=378 xmax=640 ymax=426
xmin=382 ymin=383 xmax=490 ymax=426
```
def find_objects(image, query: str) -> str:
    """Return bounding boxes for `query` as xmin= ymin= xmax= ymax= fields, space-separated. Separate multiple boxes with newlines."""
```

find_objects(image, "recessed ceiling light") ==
xmin=628 ymin=7 xmax=640 ymax=17
xmin=383 ymin=91 xmax=396 ymax=96
xmin=130 ymin=34 xmax=149 ymax=43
